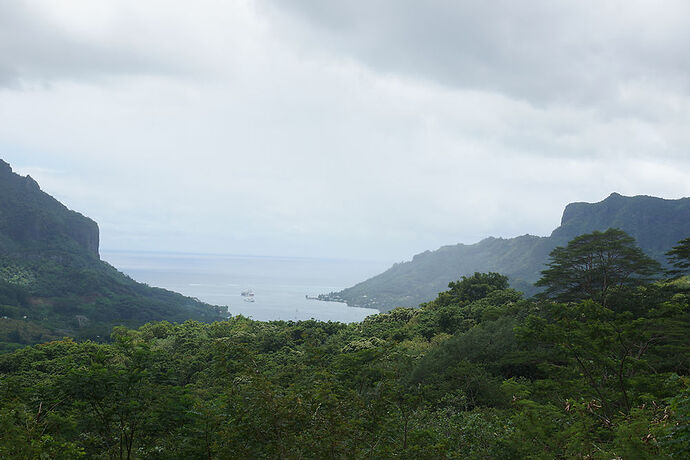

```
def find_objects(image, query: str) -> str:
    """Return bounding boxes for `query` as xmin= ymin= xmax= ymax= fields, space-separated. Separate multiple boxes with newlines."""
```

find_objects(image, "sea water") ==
xmin=102 ymin=251 xmax=386 ymax=323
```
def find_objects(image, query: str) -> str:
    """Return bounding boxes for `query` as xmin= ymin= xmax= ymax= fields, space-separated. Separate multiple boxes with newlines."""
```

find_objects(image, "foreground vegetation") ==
xmin=0 ymin=234 xmax=689 ymax=458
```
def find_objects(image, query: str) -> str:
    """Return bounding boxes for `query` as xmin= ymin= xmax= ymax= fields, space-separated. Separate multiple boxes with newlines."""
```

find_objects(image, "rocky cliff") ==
xmin=0 ymin=160 xmax=99 ymax=258
xmin=0 ymin=159 xmax=223 ymax=352
xmin=552 ymin=192 xmax=690 ymax=259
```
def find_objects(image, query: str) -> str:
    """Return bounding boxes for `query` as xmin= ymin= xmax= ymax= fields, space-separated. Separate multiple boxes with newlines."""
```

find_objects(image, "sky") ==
xmin=1 ymin=0 xmax=689 ymax=262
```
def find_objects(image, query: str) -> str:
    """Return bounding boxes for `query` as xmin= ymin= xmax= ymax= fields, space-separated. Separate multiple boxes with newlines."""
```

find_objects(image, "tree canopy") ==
xmin=666 ymin=237 xmax=690 ymax=278
xmin=536 ymin=228 xmax=660 ymax=306
xmin=1 ymin=233 xmax=688 ymax=457
xmin=1 ymin=266 xmax=688 ymax=458
xmin=435 ymin=272 xmax=510 ymax=307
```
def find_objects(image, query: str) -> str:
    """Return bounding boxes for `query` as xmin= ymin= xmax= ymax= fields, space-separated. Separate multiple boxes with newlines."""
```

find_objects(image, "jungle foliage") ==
xmin=535 ymin=228 xmax=661 ymax=306
xmin=1 ymin=234 xmax=689 ymax=458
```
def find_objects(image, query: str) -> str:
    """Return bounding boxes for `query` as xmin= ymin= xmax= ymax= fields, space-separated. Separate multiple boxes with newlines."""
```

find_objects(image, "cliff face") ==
xmin=327 ymin=193 xmax=690 ymax=311
xmin=0 ymin=160 xmax=99 ymax=258
xmin=553 ymin=192 xmax=690 ymax=258
xmin=0 ymin=159 xmax=222 ymax=351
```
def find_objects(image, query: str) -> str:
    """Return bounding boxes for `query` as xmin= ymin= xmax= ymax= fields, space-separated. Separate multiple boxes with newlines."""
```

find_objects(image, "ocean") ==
xmin=101 ymin=251 xmax=387 ymax=323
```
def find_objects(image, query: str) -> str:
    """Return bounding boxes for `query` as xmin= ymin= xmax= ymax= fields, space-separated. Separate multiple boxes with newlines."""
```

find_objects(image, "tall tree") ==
xmin=434 ymin=272 xmax=509 ymax=308
xmin=536 ymin=229 xmax=660 ymax=306
xmin=666 ymin=237 xmax=690 ymax=278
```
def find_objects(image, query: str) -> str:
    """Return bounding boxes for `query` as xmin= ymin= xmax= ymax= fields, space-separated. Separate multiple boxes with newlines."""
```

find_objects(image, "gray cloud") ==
xmin=261 ymin=0 xmax=690 ymax=110
xmin=1 ymin=1 xmax=689 ymax=262
xmin=0 ymin=3 xmax=177 ymax=87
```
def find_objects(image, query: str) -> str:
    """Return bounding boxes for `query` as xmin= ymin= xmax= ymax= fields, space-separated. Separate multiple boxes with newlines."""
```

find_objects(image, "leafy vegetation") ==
xmin=1 ymin=232 xmax=688 ymax=458
xmin=536 ymin=228 xmax=661 ymax=306
xmin=667 ymin=237 xmax=690 ymax=278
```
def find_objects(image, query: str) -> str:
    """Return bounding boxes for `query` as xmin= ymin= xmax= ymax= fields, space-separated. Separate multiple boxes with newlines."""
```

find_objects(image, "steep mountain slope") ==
xmin=552 ymin=192 xmax=690 ymax=259
xmin=324 ymin=193 xmax=690 ymax=311
xmin=0 ymin=160 xmax=224 ymax=351
xmin=0 ymin=160 xmax=99 ymax=257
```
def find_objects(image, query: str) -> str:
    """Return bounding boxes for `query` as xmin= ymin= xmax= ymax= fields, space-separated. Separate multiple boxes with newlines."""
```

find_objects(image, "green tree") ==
xmin=438 ymin=272 xmax=510 ymax=306
xmin=518 ymin=301 xmax=658 ymax=418
xmin=666 ymin=237 xmax=690 ymax=278
xmin=536 ymin=229 xmax=660 ymax=306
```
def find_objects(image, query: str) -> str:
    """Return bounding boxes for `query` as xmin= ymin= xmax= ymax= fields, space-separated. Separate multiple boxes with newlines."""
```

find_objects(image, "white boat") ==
xmin=243 ymin=297 xmax=255 ymax=303
xmin=241 ymin=289 xmax=254 ymax=297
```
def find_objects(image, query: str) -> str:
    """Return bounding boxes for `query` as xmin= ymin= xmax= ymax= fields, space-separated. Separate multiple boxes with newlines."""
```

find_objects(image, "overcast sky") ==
xmin=2 ymin=0 xmax=689 ymax=262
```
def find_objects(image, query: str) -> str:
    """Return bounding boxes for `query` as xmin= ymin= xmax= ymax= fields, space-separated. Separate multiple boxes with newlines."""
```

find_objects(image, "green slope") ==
xmin=324 ymin=193 xmax=690 ymax=311
xmin=0 ymin=160 xmax=224 ymax=351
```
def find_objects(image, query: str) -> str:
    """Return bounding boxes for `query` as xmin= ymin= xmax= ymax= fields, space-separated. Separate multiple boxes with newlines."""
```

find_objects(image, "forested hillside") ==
xmin=1 ymin=232 xmax=688 ymax=458
xmin=0 ymin=160 xmax=224 ymax=352
xmin=325 ymin=193 xmax=690 ymax=311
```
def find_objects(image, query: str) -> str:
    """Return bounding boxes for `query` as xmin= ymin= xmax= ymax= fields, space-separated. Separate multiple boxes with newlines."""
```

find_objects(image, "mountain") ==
xmin=0 ymin=160 xmax=224 ymax=351
xmin=0 ymin=160 xmax=99 ymax=257
xmin=323 ymin=193 xmax=690 ymax=311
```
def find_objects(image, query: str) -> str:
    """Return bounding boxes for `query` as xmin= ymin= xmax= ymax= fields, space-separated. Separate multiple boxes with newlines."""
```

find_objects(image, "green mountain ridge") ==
xmin=0 ymin=160 xmax=99 ymax=258
xmin=324 ymin=192 xmax=690 ymax=311
xmin=0 ymin=160 xmax=224 ymax=351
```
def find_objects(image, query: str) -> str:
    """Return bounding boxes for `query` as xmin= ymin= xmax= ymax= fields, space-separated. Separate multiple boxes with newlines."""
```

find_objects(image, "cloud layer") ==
xmin=263 ymin=1 xmax=690 ymax=109
xmin=1 ymin=0 xmax=688 ymax=261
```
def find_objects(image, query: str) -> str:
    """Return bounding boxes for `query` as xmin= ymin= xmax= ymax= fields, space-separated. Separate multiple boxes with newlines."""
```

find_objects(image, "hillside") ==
xmin=0 ymin=160 xmax=224 ymax=351
xmin=323 ymin=192 xmax=690 ymax=311
xmin=1 ymin=271 xmax=688 ymax=457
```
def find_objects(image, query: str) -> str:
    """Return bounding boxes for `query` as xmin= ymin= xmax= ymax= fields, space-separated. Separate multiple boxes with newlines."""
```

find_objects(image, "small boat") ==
xmin=241 ymin=289 xmax=255 ymax=297
xmin=243 ymin=297 xmax=255 ymax=303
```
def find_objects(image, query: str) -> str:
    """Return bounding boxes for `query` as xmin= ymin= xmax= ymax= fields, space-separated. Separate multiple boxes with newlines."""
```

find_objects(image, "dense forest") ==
xmin=1 ymin=232 xmax=688 ymax=458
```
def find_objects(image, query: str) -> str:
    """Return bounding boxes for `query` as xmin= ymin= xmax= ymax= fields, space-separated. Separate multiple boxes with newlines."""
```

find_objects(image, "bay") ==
xmin=102 ymin=251 xmax=386 ymax=323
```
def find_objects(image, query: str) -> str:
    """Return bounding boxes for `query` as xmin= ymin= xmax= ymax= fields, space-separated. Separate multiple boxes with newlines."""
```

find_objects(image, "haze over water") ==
xmin=103 ymin=251 xmax=386 ymax=323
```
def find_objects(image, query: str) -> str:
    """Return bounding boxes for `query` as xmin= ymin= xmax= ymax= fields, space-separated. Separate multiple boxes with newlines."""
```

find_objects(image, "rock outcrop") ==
xmin=0 ymin=159 xmax=223 ymax=350
xmin=0 ymin=160 xmax=99 ymax=258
